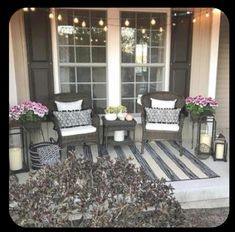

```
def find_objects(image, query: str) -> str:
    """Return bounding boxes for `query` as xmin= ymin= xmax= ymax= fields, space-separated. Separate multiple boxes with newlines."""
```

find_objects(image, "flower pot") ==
xmin=117 ymin=112 xmax=127 ymax=121
xmin=114 ymin=130 xmax=125 ymax=141
xmin=22 ymin=121 xmax=42 ymax=130
xmin=105 ymin=113 xmax=117 ymax=121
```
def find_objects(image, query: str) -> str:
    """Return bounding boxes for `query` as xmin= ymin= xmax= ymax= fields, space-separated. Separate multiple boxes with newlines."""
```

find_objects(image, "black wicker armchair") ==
xmin=140 ymin=91 xmax=186 ymax=155
xmin=51 ymin=93 xmax=100 ymax=151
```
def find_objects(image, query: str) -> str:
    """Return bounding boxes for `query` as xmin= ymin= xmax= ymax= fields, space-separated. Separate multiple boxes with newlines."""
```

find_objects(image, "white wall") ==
xmin=190 ymin=8 xmax=212 ymax=96
xmin=215 ymin=13 xmax=229 ymax=130
xmin=9 ymin=27 xmax=17 ymax=106
xmin=9 ymin=10 xmax=29 ymax=104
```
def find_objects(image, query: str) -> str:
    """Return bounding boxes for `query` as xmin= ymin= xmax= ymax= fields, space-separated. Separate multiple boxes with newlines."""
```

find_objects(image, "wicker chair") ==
xmin=140 ymin=91 xmax=186 ymax=155
xmin=51 ymin=93 xmax=100 ymax=151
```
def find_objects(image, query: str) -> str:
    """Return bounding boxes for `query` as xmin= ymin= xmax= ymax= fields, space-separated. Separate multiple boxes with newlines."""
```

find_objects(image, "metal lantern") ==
xmin=213 ymin=133 xmax=228 ymax=162
xmin=9 ymin=122 xmax=29 ymax=174
xmin=196 ymin=115 xmax=216 ymax=159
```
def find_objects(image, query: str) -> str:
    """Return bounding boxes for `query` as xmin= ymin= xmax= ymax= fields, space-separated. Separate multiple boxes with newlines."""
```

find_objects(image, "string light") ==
xmin=159 ymin=27 xmax=163 ymax=32
xmin=103 ymin=26 xmax=108 ymax=31
xmin=150 ymin=18 xmax=156 ymax=25
xmin=57 ymin=14 xmax=62 ymax=21
xmin=49 ymin=13 xmax=54 ymax=19
xmin=30 ymin=8 xmax=36 ymax=11
xmin=82 ymin=21 xmax=86 ymax=27
xmin=124 ymin=19 xmax=130 ymax=26
xmin=141 ymin=28 xmax=146 ymax=34
xmin=99 ymin=19 xmax=104 ymax=26
xmin=23 ymin=8 xmax=29 ymax=12
xmin=48 ymin=8 xmax=216 ymax=29
xmin=73 ymin=17 xmax=79 ymax=23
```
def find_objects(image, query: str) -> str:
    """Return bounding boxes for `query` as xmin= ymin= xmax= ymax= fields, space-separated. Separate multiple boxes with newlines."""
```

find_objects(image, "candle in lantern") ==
xmin=9 ymin=147 xmax=23 ymax=170
xmin=216 ymin=144 xmax=224 ymax=159
xmin=200 ymin=134 xmax=212 ymax=148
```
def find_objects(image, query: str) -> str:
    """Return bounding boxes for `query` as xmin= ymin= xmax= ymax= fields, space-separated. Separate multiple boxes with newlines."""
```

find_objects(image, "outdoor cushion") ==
xmin=53 ymin=109 xmax=92 ymax=128
xmin=61 ymin=125 xmax=97 ymax=136
xmin=151 ymin=98 xmax=176 ymax=109
xmin=55 ymin=99 xmax=83 ymax=111
xmin=145 ymin=107 xmax=181 ymax=124
xmin=146 ymin=123 xmax=179 ymax=131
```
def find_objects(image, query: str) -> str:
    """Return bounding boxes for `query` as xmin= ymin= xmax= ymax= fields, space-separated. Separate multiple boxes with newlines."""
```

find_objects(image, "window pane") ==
xmin=58 ymin=33 xmax=74 ymax=45
xmin=136 ymin=83 xmax=148 ymax=95
xmin=122 ymin=99 xmax=134 ymax=113
xmin=76 ymin=47 xmax=90 ymax=62
xmin=137 ymin=12 xmax=150 ymax=29
xmin=93 ymin=100 xmax=106 ymax=114
xmin=136 ymin=102 xmax=142 ymax=113
xmin=76 ymin=68 xmax=91 ymax=82
xmin=59 ymin=47 xmax=75 ymax=63
xmin=91 ymin=29 xmax=106 ymax=46
xmin=151 ymin=48 xmax=165 ymax=63
xmin=121 ymin=27 xmax=136 ymax=63
xmin=136 ymin=67 xmax=148 ymax=82
xmin=150 ymin=83 xmax=163 ymax=92
xmin=61 ymin=84 xmax=76 ymax=93
xmin=137 ymin=29 xmax=150 ymax=46
xmin=150 ymin=67 xmax=164 ymax=82
xmin=75 ymin=28 xmax=90 ymax=45
xmin=121 ymin=68 xmax=134 ymax=82
xmin=121 ymin=12 xmax=135 ymax=28
xmin=60 ymin=67 xmax=75 ymax=82
xmin=122 ymin=84 xmax=134 ymax=98
xmin=93 ymin=84 xmax=106 ymax=98
xmin=92 ymin=47 xmax=106 ymax=62
xmin=92 ymin=67 xmax=106 ymax=82
xmin=151 ymin=30 xmax=165 ymax=47
xmin=77 ymin=84 xmax=91 ymax=98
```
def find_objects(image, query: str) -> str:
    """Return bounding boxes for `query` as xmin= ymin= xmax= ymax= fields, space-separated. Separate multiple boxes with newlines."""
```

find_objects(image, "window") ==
xmin=57 ymin=9 xmax=107 ymax=113
xmin=121 ymin=12 xmax=167 ymax=113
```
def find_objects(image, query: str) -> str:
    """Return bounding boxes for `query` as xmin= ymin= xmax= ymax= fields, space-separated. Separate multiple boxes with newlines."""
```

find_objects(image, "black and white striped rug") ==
xmin=74 ymin=141 xmax=219 ymax=182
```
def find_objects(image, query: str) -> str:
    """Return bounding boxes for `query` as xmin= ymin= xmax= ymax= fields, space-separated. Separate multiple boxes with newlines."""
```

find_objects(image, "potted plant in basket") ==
xmin=104 ymin=106 xmax=117 ymax=121
xmin=185 ymin=95 xmax=218 ymax=120
xmin=9 ymin=100 xmax=49 ymax=129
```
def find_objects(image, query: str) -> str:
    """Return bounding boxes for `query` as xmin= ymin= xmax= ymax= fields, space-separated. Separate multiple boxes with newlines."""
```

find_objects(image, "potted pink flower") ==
xmin=185 ymin=95 xmax=218 ymax=117
xmin=9 ymin=101 xmax=49 ymax=128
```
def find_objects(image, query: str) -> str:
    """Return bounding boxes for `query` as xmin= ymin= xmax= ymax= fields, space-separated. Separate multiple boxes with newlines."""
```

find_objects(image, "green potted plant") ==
xmin=116 ymin=105 xmax=127 ymax=121
xmin=104 ymin=106 xmax=117 ymax=121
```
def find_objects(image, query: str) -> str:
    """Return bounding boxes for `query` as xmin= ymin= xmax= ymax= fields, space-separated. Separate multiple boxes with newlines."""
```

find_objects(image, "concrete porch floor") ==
xmin=14 ymin=117 xmax=229 ymax=209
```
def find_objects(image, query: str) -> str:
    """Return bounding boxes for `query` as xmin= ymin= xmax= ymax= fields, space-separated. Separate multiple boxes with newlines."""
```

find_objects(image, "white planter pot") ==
xmin=105 ymin=113 xmax=117 ymax=121
xmin=114 ymin=130 xmax=125 ymax=141
xmin=117 ymin=112 xmax=127 ymax=121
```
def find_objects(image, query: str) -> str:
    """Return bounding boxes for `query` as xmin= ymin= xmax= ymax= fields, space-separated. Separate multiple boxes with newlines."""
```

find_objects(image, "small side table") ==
xmin=102 ymin=116 xmax=137 ymax=147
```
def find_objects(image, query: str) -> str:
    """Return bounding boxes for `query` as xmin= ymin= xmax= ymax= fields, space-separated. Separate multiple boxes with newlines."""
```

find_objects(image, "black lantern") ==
xmin=196 ymin=115 xmax=216 ymax=159
xmin=213 ymin=133 xmax=228 ymax=162
xmin=9 ymin=122 xmax=29 ymax=174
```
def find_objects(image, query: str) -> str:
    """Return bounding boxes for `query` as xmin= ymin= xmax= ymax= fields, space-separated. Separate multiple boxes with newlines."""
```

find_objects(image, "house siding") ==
xmin=190 ymin=8 xmax=212 ymax=97
xmin=215 ymin=13 xmax=229 ymax=130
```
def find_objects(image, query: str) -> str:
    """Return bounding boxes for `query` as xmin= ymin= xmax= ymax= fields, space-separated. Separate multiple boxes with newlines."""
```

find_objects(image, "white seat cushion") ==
xmin=61 ymin=125 xmax=96 ymax=137
xmin=146 ymin=123 xmax=179 ymax=131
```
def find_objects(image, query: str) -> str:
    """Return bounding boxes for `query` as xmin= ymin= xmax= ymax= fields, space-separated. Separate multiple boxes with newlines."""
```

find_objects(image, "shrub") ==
xmin=9 ymin=153 xmax=185 ymax=227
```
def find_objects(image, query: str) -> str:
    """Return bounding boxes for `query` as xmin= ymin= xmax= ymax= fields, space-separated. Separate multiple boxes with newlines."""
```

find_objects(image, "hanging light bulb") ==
xmin=23 ymin=8 xmax=29 ymax=12
xmin=73 ymin=17 xmax=79 ymax=23
xmin=172 ymin=23 xmax=176 ymax=26
xmin=186 ymin=11 xmax=191 ymax=14
xmin=99 ymin=18 xmax=104 ymax=26
xmin=151 ymin=18 xmax=156 ymax=25
xmin=103 ymin=26 xmax=108 ymax=32
xmin=49 ymin=13 xmax=54 ymax=19
xmin=57 ymin=14 xmax=62 ymax=21
xmin=141 ymin=28 xmax=146 ymax=34
xmin=124 ymin=19 xmax=130 ymax=26
xmin=205 ymin=11 xmax=210 ymax=17
xmin=82 ymin=21 xmax=86 ymax=27
xmin=30 ymin=8 xmax=36 ymax=11
xmin=193 ymin=17 xmax=196 ymax=23
xmin=159 ymin=27 xmax=163 ymax=32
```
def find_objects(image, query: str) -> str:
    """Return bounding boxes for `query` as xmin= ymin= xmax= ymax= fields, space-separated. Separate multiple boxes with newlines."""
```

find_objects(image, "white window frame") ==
xmin=51 ymin=8 xmax=171 ymax=115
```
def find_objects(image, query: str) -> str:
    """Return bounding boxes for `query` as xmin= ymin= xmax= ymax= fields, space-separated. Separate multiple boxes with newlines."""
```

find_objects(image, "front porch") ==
xmin=15 ymin=115 xmax=229 ymax=209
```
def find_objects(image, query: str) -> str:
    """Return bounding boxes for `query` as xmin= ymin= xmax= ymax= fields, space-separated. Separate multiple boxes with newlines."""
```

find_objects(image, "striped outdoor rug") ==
xmin=74 ymin=141 xmax=219 ymax=182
